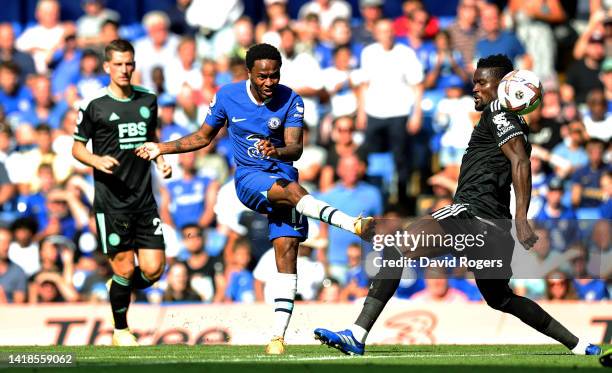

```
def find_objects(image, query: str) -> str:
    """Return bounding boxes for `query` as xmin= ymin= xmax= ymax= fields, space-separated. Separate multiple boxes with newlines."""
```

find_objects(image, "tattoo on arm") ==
xmin=276 ymin=127 xmax=303 ymax=161
xmin=160 ymin=124 xmax=219 ymax=155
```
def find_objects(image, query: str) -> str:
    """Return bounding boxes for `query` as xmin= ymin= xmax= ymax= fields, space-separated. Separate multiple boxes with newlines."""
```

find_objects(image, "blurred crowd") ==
xmin=0 ymin=0 xmax=610 ymax=305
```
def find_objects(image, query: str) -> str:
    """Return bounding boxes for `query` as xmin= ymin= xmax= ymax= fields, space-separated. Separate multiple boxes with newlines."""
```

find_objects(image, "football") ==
xmin=497 ymin=69 xmax=542 ymax=115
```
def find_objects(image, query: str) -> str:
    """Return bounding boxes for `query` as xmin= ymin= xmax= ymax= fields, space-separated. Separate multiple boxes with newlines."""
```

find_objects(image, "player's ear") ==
xmin=103 ymin=61 xmax=110 ymax=75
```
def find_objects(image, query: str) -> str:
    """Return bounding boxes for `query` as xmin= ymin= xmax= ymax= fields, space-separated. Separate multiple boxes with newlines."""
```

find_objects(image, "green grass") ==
xmin=0 ymin=344 xmax=608 ymax=372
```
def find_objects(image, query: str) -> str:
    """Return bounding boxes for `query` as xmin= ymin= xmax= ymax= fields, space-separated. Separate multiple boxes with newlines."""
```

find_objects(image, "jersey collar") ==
xmin=246 ymin=80 xmax=271 ymax=106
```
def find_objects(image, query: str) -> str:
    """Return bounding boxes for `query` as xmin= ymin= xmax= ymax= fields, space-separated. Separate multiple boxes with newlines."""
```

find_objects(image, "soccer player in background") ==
xmin=72 ymin=39 xmax=172 ymax=346
xmin=314 ymin=54 xmax=602 ymax=357
xmin=135 ymin=43 xmax=374 ymax=354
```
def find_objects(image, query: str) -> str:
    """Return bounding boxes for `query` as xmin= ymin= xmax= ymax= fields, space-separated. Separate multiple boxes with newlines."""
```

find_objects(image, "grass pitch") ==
xmin=1 ymin=344 xmax=608 ymax=372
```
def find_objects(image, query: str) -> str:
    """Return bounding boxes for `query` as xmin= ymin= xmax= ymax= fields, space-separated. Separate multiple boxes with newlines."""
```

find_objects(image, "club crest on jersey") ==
xmin=493 ymin=112 xmax=514 ymax=137
xmin=267 ymin=117 xmax=281 ymax=130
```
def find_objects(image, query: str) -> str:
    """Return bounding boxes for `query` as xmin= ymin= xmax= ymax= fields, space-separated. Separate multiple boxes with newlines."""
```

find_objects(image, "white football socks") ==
xmin=295 ymin=194 xmax=356 ymax=233
xmin=571 ymin=339 xmax=589 ymax=355
xmin=271 ymin=272 xmax=297 ymax=338
xmin=349 ymin=324 xmax=369 ymax=344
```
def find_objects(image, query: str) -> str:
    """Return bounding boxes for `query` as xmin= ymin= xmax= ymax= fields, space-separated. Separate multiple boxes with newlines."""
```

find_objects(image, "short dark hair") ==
xmin=181 ymin=223 xmax=203 ymax=237
xmin=0 ymin=61 xmax=20 ymax=75
xmin=245 ymin=43 xmax=282 ymax=70
xmin=104 ymin=39 xmax=134 ymax=62
xmin=476 ymin=54 xmax=514 ymax=81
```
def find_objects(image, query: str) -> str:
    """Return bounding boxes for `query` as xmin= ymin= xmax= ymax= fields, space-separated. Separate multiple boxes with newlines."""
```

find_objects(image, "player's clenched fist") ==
xmin=92 ymin=155 xmax=119 ymax=174
xmin=135 ymin=142 xmax=161 ymax=160
xmin=257 ymin=139 xmax=278 ymax=158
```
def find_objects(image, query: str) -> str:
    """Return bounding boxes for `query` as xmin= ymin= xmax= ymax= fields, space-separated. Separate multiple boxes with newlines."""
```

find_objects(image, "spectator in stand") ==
xmin=353 ymin=0 xmax=383 ymax=46
xmin=160 ymin=151 xmax=219 ymax=230
xmin=134 ymin=11 xmax=180 ymax=90
xmin=298 ymin=0 xmax=352 ymax=38
xmin=224 ymin=238 xmax=255 ymax=303
xmin=359 ymin=18 xmax=424 ymax=203
xmin=163 ymin=261 xmax=202 ymax=302
xmin=295 ymin=13 xmax=323 ymax=57
xmin=394 ymin=0 xmax=439 ymax=39
xmin=230 ymin=16 xmax=255 ymax=61
xmin=165 ymin=0 xmax=197 ymax=36
xmin=563 ymin=33 xmax=605 ymax=105
xmin=316 ymin=18 xmax=363 ymax=70
xmin=571 ymin=139 xmax=609 ymax=212
xmin=339 ymin=243 xmax=369 ymax=301
xmin=507 ymin=0 xmax=566 ymax=81
xmin=0 ymin=227 xmax=26 ymax=303
xmin=534 ymin=177 xmax=580 ymax=252
xmin=411 ymin=268 xmax=469 ymax=302
xmin=164 ymin=36 xmax=201 ymax=96
xmin=447 ymin=0 xmax=485 ymax=71
xmin=601 ymin=171 xmax=612 ymax=220
xmin=320 ymin=116 xmax=366 ymax=192
xmin=525 ymin=95 xmax=564 ymax=153
xmin=320 ymin=154 xmax=382 ymax=282
xmin=0 ymin=62 xmax=32 ymax=117
xmin=15 ymin=0 xmax=74 ymax=74
xmin=321 ymin=45 xmax=359 ymax=119
xmin=475 ymin=4 xmax=532 ymax=69
xmin=570 ymin=244 xmax=609 ymax=300
xmin=423 ymin=30 xmax=469 ymax=91
xmin=318 ymin=277 xmax=342 ymax=302
xmin=550 ymin=121 xmax=588 ymax=178
xmin=582 ymin=89 xmax=611 ymax=141
xmin=545 ymin=270 xmax=578 ymax=301
xmin=255 ymin=0 xmax=290 ymax=44
xmin=71 ymin=49 xmax=109 ymax=99
xmin=180 ymin=224 xmax=224 ymax=302
xmin=8 ymin=218 xmax=39 ymax=277
xmin=587 ymin=219 xmax=611 ymax=278
xmin=76 ymin=0 xmax=120 ymax=49
xmin=19 ymin=75 xmax=68 ymax=130
xmin=28 ymin=235 xmax=78 ymax=303
xmin=278 ymin=26 xmax=325 ymax=130
xmin=192 ymin=59 xmax=218 ymax=111
xmin=0 ymin=23 xmax=36 ymax=84
xmin=397 ymin=7 xmax=435 ymax=69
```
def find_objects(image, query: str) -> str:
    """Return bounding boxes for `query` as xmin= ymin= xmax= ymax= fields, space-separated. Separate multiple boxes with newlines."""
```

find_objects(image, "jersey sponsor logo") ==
xmin=109 ymin=112 xmax=120 ymax=121
xmin=267 ymin=117 xmax=281 ymax=130
xmin=246 ymin=134 xmax=269 ymax=160
xmin=118 ymin=122 xmax=147 ymax=149
xmin=493 ymin=112 xmax=514 ymax=137
xmin=232 ymin=116 xmax=247 ymax=123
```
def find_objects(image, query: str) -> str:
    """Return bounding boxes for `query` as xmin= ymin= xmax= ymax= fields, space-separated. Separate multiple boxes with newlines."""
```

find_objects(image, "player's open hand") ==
xmin=516 ymin=219 xmax=538 ymax=250
xmin=257 ymin=139 xmax=277 ymax=159
xmin=135 ymin=142 xmax=160 ymax=160
xmin=93 ymin=155 xmax=119 ymax=174
xmin=157 ymin=161 xmax=172 ymax=179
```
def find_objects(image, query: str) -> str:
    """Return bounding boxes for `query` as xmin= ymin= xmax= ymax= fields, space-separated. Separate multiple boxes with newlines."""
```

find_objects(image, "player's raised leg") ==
xmin=108 ymin=251 xmax=139 ymax=346
xmin=267 ymin=180 xmax=375 ymax=239
xmin=265 ymin=236 xmax=299 ymax=355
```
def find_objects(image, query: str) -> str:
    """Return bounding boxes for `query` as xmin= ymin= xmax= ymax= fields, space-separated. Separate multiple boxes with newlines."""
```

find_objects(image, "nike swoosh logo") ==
xmin=232 ymin=117 xmax=246 ymax=122
xmin=293 ymin=226 xmax=303 ymax=231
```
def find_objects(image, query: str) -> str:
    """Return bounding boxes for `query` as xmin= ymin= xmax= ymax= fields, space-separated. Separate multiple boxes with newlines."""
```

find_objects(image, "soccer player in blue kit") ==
xmin=135 ymin=44 xmax=374 ymax=354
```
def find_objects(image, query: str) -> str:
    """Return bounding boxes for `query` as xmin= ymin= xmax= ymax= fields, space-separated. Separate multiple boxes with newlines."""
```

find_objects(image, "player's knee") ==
xmin=114 ymin=267 xmax=135 ymax=280
xmin=141 ymin=264 xmax=164 ymax=283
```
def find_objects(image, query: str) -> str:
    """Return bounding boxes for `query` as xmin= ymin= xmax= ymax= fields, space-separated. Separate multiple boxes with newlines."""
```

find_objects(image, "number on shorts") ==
xmin=152 ymin=218 xmax=163 ymax=235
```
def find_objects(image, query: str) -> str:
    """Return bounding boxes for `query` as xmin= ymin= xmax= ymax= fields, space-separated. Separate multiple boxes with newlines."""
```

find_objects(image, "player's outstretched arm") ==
xmin=135 ymin=123 xmax=220 ymax=160
xmin=501 ymin=136 xmax=537 ymax=250
xmin=72 ymin=140 xmax=119 ymax=174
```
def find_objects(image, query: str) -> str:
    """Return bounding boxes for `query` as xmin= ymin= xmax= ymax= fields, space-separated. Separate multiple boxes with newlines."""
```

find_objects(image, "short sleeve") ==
xmin=74 ymin=104 xmax=95 ymax=143
xmin=285 ymin=95 xmax=304 ymax=128
xmin=204 ymin=91 xmax=227 ymax=129
xmin=489 ymin=108 xmax=524 ymax=147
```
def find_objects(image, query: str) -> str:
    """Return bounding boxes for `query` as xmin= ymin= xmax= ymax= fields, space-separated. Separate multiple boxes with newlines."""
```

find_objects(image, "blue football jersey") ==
xmin=205 ymin=80 xmax=304 ymax=173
